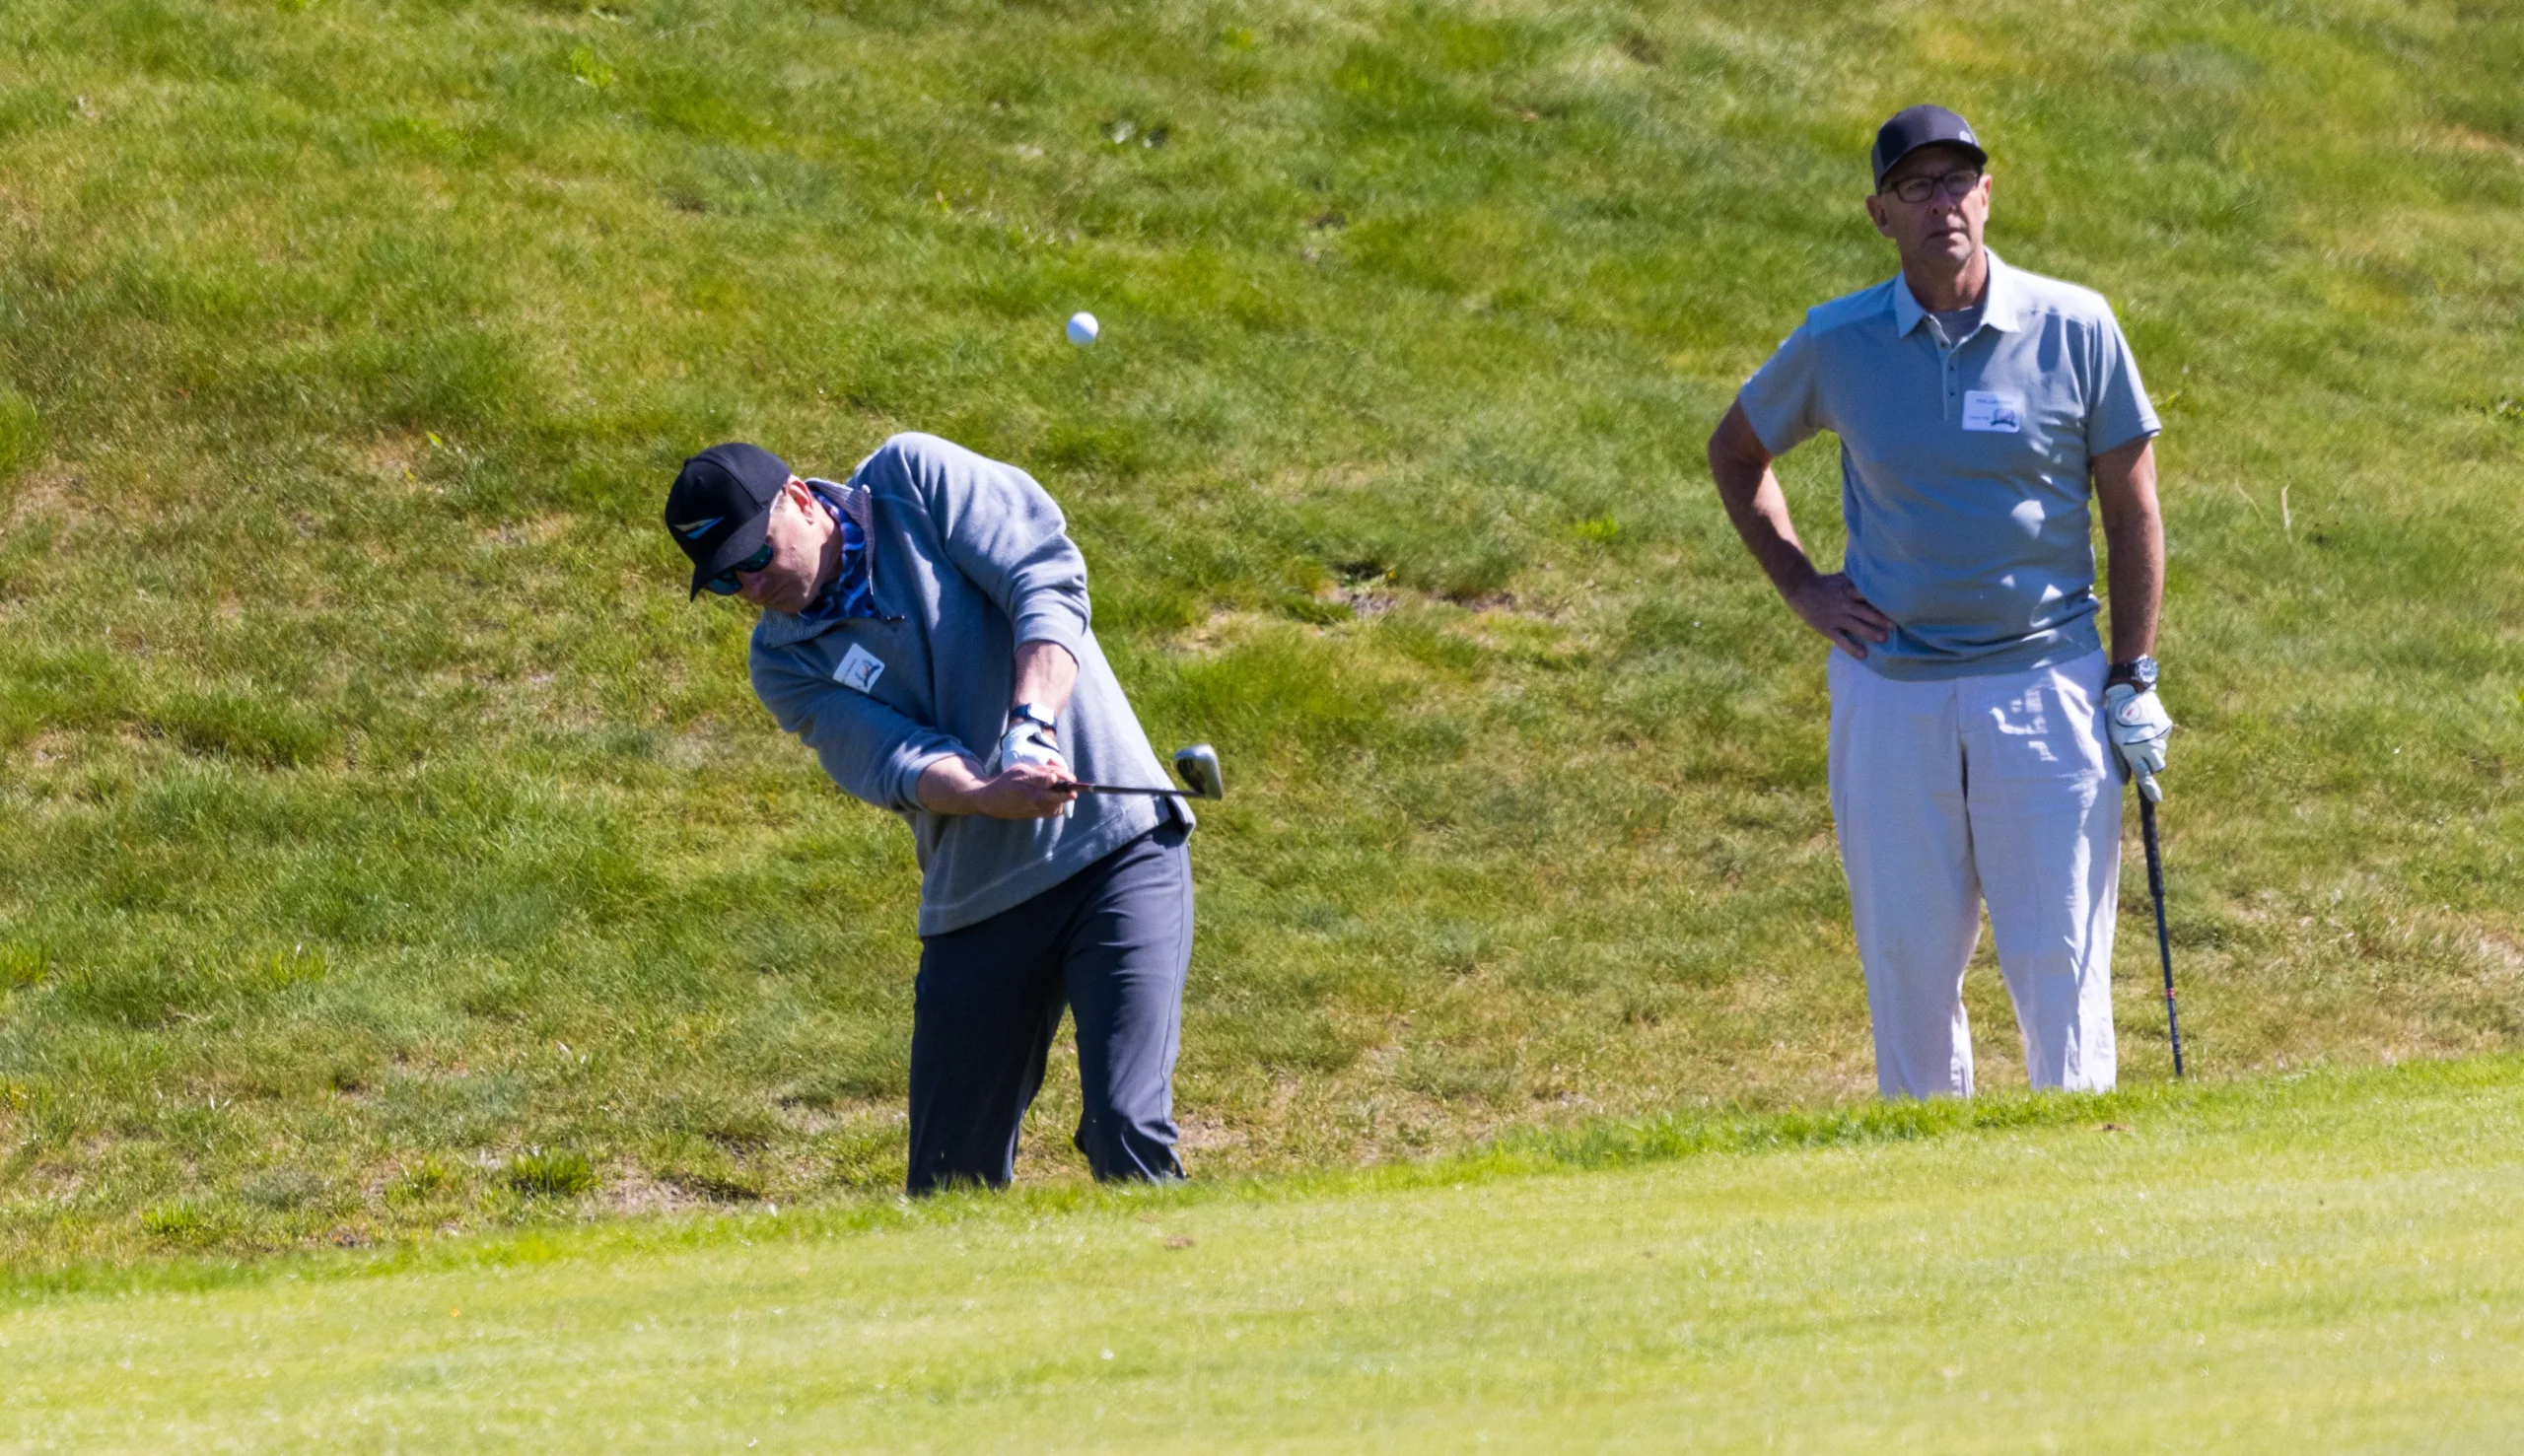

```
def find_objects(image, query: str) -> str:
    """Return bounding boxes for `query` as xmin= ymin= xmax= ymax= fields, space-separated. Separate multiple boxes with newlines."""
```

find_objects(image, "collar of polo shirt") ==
xmin=1890 ymin=248 xmax=2027 ymax=339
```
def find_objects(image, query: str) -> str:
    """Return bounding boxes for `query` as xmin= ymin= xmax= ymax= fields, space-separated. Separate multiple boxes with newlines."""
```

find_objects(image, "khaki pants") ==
xmin=1828 ymin=649 xmax=2121 ymax=1098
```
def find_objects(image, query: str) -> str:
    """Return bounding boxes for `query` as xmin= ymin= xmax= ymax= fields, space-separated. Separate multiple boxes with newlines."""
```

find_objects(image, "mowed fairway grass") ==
xmin=5 ymin=1056 xmax=2522 ymax=1450
xmin=0 ymin=0 xmax=2520 ymax=1265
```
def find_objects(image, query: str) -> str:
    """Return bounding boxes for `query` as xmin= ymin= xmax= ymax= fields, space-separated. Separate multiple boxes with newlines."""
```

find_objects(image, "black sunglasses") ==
xmin=702 ymin=543 xmax=776 ymax=595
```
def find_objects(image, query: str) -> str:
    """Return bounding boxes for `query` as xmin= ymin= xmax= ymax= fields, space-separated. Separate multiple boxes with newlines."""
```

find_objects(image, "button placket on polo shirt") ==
xmin=1937 ymin=319 xmax=1987 ymax=422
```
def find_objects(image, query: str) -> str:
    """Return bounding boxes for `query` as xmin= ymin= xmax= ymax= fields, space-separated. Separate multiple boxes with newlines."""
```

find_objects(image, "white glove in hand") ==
xmin=995 ymin=722 xmax=1072 ymax=816
xmin=2104 ymin=682 xmax=2173 ymax=800
xmin=995 ymin=722 xmax=1067 ymax=774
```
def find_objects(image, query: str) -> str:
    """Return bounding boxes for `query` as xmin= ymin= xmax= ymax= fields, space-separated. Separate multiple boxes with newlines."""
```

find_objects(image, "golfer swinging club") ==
xmin=664 ymin=434 xmax=1193 ymax=1192
xmin=1707 ymin=105 xmax=2174 ymax=1096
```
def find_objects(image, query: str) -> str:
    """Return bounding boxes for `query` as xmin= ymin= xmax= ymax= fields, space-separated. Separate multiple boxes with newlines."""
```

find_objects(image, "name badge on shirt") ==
xmin=833 ymin=643 xmax=885 ymax=694
xmin=1962 ymin=390 xmax=2025 ymax=433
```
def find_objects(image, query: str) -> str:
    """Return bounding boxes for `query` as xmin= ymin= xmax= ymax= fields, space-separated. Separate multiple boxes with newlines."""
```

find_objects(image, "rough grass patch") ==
xmin=1157 ymin=627 xmax=1397 ymax=757
xmin=388 ymin=1156 xmax=463 ymax=1207
xmin=0 ymin=389 xmax=41 ymax=482
xmin=503 ymin=1148 xmax=597 ymax=1199
xmin=142 ymin=692 xmax=336 ymax=769
xmin=243 ymin=945 xmax=327 ymax=993
xmin=0 ymin=943 xmax=48 ymax=991
xmin=239 ymin=1168 xmax=325 ymax=1213
xmin=138 ymin=1200 xmax=222 ymax=1247
xmin=664 ymin=1166 xmax=765 ymax=1203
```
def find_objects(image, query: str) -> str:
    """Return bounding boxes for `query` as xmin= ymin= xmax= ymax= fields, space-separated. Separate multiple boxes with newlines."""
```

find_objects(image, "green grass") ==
xmin=5 ymin=1056 xmax=2521 ymax=1450
xmin=0 ymin=0 xmax=2520 ymax=1264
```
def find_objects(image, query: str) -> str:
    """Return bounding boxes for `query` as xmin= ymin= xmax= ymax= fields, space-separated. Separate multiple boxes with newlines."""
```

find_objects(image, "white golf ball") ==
xmin=1066 ymin=312 xmax=1099 ymax=347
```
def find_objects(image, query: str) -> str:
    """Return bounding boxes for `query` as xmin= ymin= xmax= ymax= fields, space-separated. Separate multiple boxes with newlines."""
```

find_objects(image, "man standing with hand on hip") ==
xmin=664 ymin=434 xmax=1194 ymax=1192
xmin=1706 ymin=105 xmax=2174 ymax=1097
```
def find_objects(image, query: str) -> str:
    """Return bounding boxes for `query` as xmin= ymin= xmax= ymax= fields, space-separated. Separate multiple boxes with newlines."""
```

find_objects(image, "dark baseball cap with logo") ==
xmin=1870 ymin=104 xmax=1987 ymax=190
xmin=664 ymin=443 xmax=794 ymax=598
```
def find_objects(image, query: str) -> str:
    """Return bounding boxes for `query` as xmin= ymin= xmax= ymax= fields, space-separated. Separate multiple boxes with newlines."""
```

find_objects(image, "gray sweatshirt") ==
xmin=749 ymin=433 xmax=1186 ymax=936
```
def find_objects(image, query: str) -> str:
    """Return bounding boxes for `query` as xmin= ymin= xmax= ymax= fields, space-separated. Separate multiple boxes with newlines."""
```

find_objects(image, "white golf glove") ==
xmin=2104 ymin=682 xmax=2173 ymax=800
xmin=994 ymin=721 xmax=1072 ymax=816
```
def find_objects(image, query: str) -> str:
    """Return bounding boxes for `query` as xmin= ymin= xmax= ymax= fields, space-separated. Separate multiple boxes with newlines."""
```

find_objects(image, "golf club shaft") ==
xmin=1063 ymin=782 xmax=1204 ymax=799
xmin=2139 ymin=795 xmax=2186 ymax=1078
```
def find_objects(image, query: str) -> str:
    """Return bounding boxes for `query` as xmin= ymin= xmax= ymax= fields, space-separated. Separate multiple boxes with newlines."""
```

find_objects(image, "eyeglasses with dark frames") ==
xmin=1883 ymin=168 xmax=1984 ymax=204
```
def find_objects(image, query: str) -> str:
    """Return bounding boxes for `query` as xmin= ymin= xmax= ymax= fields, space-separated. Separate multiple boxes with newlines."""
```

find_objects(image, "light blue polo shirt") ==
xmin=1737 ymin=249 xmax=2159 ymax=681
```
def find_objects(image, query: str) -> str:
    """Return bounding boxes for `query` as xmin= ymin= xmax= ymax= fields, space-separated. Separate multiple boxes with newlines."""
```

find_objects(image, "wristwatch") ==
xmin=2105 ymin=656 xmax=2159 ymax=692
xmin=1009 ymin=701 xmax=1059 ymax=732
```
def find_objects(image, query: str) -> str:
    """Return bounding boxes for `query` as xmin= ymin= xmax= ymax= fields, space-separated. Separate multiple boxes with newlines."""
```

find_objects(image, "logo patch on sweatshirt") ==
xmin=833 ymin=643 xmax=885 ymax=694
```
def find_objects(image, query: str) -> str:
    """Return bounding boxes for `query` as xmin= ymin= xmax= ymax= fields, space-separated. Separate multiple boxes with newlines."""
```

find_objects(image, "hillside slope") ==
xmin=0 ymin=0 xmax=2519 ymax=1259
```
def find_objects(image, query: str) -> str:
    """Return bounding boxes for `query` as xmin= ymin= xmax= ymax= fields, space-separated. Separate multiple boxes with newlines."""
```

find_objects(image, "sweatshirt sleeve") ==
xmin=878 ymin=433 xmax=1091 ymax=661
xmin=749 ymin=652 xmax=966 ymax=814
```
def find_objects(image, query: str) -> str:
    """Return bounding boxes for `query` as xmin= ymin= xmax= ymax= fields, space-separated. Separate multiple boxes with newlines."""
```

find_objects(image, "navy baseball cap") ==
xmin=664 ymin=442 xmax=793 ymax=598
xmin=1870 ymin=104 xmax=1987 ymax=190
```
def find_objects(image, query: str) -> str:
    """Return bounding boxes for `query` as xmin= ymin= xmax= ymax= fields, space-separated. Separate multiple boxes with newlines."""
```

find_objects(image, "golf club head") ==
xmin=1171 ymin=743 xmax=1224 ymax=800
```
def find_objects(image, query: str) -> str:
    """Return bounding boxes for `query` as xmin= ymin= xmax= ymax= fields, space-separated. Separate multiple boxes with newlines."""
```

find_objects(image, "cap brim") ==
xmin=1876 ymin=138 xmax=1989 ymax=189
xmin=686 ymin=512 xmax=772 ymax=599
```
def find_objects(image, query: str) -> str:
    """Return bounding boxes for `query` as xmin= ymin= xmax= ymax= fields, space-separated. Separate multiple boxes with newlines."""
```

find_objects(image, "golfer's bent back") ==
xmin=664 ymin=434 xmax=1193 ymax=1193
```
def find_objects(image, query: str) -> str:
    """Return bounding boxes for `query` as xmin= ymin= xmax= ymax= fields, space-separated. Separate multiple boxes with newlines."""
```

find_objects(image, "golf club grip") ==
xmin=2139 ymin=796 xmax=2187 ymax=1078
xmin=1064 ymin=783 xmax=1199 ymax=798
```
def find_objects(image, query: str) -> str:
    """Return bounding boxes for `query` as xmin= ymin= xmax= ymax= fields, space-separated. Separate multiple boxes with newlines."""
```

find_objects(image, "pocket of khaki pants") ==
xmin=1976 ymin=678 xmax=2109 ymax=783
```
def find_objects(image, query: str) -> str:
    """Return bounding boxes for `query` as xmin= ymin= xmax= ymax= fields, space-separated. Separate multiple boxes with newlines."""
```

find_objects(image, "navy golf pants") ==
xmin=905 ymin=821 xmax=1192 ymax=1195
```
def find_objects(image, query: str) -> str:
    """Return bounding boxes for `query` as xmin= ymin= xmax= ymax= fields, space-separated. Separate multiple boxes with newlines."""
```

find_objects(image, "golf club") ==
xmin=1061 ymin=743 xmax=1225 ymax=801
xmin=2136 ymin=770 xmax=2187 ymax=1078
